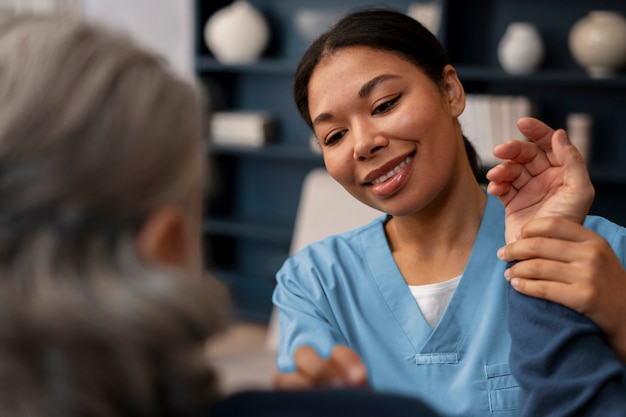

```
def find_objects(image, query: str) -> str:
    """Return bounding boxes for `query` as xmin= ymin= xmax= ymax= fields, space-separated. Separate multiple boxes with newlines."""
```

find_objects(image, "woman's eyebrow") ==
xmin=358 ymin=74 xmax=400 ymax=98
xmin=312 ymin=112 xmax=332 ymax=126
xmin=312 ymin=74 xmax=401 ymax=126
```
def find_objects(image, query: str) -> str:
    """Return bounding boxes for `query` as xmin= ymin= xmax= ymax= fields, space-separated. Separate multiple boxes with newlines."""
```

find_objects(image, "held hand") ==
xmin=498 ymin=217 xmax=626 ymax=363
xmin=486 ymin=117 xmax=594 ymax=243
xmin=273 ymin=345 xmax=369 ymax=390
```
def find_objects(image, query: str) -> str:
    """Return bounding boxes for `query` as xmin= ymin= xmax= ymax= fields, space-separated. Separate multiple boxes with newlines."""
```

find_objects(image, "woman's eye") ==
xmin=324 ymin=130 xmax=347 ymax=146
xmin=373 ymin=95 xmax=401 ymax=115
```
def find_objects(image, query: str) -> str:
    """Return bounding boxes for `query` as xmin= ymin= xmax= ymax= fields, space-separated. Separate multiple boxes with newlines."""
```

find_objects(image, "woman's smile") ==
xmin=368 ymin=154 xmax=414 ymax=185
xmin=363 ymin=152 xmax=415 ymax=197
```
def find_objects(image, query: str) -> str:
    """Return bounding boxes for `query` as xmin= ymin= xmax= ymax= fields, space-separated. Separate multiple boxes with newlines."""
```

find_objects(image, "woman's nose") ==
xmin=352 ymin=123 xmax=389 ymax=161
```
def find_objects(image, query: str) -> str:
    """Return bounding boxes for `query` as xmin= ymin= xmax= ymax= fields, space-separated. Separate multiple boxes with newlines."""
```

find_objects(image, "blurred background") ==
xmin=5 ymin=0 xmax=626 ymax=354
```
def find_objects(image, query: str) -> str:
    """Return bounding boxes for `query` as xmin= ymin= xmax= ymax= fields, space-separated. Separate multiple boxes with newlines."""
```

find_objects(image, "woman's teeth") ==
xmin=371 ymin=155 xmax=413 ymax=185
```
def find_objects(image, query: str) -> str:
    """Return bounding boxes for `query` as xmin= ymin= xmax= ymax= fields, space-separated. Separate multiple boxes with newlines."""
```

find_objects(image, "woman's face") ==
xmin=308 ymin=46 xmax=466 ymax=217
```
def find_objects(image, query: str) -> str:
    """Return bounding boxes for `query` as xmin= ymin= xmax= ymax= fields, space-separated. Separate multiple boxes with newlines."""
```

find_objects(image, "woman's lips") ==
xmin=363 ymin=152 xmax=415 ymax=186
xmin=366 ymin=153 xmax=414 ymax=197
xmin=370 ymin=155 xmax=413 ymax=185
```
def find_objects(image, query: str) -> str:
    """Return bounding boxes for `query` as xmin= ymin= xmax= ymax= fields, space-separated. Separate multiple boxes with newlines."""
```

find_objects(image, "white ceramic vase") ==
xmin=569 ymin=11 xmax=626 ymax=78
xmin=204 ymin=0 xmax=270 ymax=64
xmin=497 ymin=22 xmax=544 ymax=75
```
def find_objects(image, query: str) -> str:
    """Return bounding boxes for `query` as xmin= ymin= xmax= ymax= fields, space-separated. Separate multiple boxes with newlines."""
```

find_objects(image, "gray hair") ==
xmin=0 ymin=13 xmax=208 ymax=279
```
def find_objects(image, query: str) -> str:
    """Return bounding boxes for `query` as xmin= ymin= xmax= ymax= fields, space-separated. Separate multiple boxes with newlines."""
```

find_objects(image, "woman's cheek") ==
xmin=386 ymin=110 xmax=421 ymax=140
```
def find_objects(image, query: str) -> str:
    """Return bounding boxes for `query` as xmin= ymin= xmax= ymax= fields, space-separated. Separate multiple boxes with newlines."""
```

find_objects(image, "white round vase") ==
xmin=569 ymin=11 xmax=626 ymax=78
xmin=204 ymin=1 xmax=270 ymax=64
xmin=497 ymin=22 xmax=545 ymax=75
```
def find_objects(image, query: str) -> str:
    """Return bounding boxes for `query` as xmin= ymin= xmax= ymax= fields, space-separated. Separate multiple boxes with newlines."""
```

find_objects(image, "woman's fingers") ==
xmin=328 ymin=345 xmax=368 ymax=387
xmin=293 ymin=345 xmax=341 ymax=384
xmin=273 ymin=369 xmax=318 ymax=390
xmin=498 ymin=217 xmax=591 ymax=263
xmin=274 ymin=345 xmax=368 ymax=390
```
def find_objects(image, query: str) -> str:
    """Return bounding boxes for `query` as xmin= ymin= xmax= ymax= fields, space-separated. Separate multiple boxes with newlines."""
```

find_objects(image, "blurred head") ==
xmin=0 ymin=13 xmax=208 ymax=283
xmin=294 ymin=8 xmax=479 ymax=181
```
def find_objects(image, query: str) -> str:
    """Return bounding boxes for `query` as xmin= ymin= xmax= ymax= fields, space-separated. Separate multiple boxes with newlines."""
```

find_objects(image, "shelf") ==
xmin=197 ymin=55 xmax=625 ymax=88
xmin=589 ymin=165 xmax=626 ymax=185
xmin=196 ymin=56 xmax=299 ymax=74
xmin=204 ymin=217 xmax=293 ymax=243
xmin=210 ymin=143 xmax=324 ymax=162
xmin=211 ymin=268 xmax=275 ymax=324
xmin=456 ymin=65 xmax=626 ymax=88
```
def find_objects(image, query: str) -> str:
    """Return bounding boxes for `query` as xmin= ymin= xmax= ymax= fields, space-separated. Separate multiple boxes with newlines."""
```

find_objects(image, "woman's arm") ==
xmin=273 ymin=345 xmax=369 ymax=389
xmin=272 ymin=249 xmax=369 ymax=390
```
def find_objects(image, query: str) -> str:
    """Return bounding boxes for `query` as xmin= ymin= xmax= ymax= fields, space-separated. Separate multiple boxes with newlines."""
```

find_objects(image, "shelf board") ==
xmin=209 ymin=143 xmax=324 ymax=162
xmin=589 ymin=165 xmax=626 ymax=185
xmin=196 ymin=56 xmax=299 ymax=74
xmin=210 ymin=268 xmax=274 ymax=285
xmin=210 ymin=268 xmax=275 ymax=323
xmin=196 ymin=59 xmax=626 ymax=86
xmin=204 ymin=217 xmax=293 ymax=243
xmin=456 ymin=65 xmax=626 ymax=88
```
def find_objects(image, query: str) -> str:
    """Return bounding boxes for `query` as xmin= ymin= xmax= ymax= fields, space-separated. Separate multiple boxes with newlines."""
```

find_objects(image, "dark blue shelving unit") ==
xmin=197 ymin=0 xmax=626 ymax=322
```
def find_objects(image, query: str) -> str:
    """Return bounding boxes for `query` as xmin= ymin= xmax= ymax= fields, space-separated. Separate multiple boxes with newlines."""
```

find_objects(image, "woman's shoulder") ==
xmin=584 ymin=215 xmax=626 ymax=252
xmin=584 ymin=215 xmax=626 ymax=235
xmin=276 ymin=214 xmax=388 ymax=278
xmin=295 ymin=214 xmax=387 ymax=255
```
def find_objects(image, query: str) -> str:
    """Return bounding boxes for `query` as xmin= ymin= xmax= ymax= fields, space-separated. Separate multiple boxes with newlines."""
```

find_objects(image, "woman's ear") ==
xmin=442 ymin=64 xmax=465 ymax=118
xmin=136 ymin=205 xmax=188 ymax=267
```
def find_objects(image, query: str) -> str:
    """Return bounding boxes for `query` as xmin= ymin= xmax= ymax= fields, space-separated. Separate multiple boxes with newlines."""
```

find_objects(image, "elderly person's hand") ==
xmin=486 ymin=117 xmax=594 ymax=243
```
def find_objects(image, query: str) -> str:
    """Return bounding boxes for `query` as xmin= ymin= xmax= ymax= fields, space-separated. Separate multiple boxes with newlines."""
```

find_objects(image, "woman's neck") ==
xmin=385 ymin=179 xmax=487 ymax=286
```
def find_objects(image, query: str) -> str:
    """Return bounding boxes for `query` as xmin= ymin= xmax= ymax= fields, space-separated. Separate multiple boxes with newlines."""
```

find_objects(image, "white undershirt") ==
xmin=409 ymin=276 xmax=462 ymax=329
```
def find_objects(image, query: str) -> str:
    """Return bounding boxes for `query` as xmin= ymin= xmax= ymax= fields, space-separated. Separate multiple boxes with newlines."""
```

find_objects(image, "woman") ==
xmin=273 ymin=8 xmax=626 ymax=416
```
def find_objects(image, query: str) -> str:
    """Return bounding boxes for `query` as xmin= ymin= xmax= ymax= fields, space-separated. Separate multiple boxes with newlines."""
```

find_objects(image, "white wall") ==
xmin=83 ymin=0 xmax=195 ymax=78
xmin=5 ymin=0 xmax=195 ymax=78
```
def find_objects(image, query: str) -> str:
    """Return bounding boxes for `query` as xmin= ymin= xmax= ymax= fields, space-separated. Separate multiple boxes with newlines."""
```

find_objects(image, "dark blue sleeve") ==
xmin=209 ymin=388 xmax=442 ymax=417
xmin=507 ymin=286 xmax=626 ymax=417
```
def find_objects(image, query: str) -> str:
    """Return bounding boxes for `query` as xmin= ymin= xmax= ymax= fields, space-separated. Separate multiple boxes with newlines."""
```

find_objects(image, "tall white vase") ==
xmin=569 ymin=11 xmax=626 ymax=79
xmin=204 ymin=0 xmax=270 ymax=64
xmin=497 ymin=22 xmax=545 ymax=75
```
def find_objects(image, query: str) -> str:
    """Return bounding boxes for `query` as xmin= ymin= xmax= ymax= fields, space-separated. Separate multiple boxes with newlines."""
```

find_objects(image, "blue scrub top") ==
xmin=274 ymin=195 xmax=518 ymax=416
